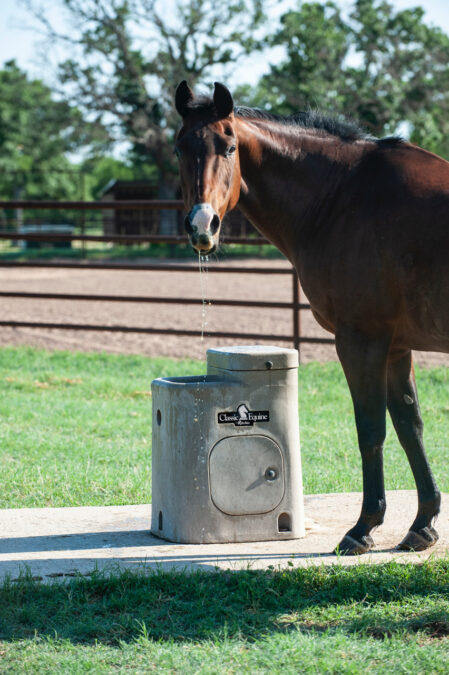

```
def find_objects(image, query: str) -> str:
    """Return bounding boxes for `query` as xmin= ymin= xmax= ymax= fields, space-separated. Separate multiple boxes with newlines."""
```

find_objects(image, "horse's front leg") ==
xmin=387 ymin=351 xmax=440 ymax=551
xmin=334 ymin=325 xmax=392 ymax=555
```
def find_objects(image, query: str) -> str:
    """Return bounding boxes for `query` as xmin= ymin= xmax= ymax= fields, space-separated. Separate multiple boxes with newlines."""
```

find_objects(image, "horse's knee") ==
xmin=359 ymin=441 xmax=385 ymax=460
xmin=356 ymin=413 xmax=386 ymax=450
xmin=394 ymin=410 xmax=424 ymax=440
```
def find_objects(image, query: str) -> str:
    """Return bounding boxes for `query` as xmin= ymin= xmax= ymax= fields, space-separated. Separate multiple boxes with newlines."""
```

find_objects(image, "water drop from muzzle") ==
xmin=198 ymin=252 xmax=209 ymax=341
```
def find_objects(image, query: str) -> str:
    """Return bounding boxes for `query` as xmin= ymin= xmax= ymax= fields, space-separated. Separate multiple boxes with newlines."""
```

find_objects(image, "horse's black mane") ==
xmin=185 ymin=96 xmax=402 ymax=146
xmin=235 ymin=105 xmax=371 ymax=142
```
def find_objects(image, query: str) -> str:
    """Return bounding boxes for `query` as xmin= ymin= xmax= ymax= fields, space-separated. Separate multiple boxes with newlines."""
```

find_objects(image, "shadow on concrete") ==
xmin=0 ymin=529 xmax=401 ymax=556
xmin=0 ymin=529 xmax=410 ymax=584
xmin=0 ymin=530 xmax=156 ymax=554
xmin=0 ymin=529 xmax=342 ymax=583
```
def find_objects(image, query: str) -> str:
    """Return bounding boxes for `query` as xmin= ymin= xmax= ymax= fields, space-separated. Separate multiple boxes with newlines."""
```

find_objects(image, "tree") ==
xmin=247 ymin=0 xmax=449 ymax=158
xmin=22 ymin=0 xmax=265 ymax=230
xmin=0 ymin=60 xmax=85 ymax=203
xmin=81 ymin=155 xmax=158 ymax=198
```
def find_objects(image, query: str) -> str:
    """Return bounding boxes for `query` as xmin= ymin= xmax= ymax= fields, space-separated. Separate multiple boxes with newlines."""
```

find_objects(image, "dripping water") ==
xmin=194 ymin=253 xmax=210 ymax=470
xmin=198 ymin=253 xmax=210 ymax=340
xmin=193 ymin=371 xmax=207 ymax=469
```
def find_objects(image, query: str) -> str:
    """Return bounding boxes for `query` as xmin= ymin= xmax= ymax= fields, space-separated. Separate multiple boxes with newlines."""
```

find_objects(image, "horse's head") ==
xmin=174 ymin=81 xmax=241 ymax=255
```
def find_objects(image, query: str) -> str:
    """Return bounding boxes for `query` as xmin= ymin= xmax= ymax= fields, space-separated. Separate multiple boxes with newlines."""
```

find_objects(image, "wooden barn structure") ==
xmin=101 ymin=180 xmax=164 ymax=235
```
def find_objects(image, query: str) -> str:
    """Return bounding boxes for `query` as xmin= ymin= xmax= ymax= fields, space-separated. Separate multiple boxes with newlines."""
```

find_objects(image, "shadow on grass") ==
xmin=1 ymin=560 xmax=449 ymax=645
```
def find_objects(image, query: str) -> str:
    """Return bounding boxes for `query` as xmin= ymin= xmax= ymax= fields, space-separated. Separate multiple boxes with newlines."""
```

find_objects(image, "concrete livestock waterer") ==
xmin=151 ymin=345 xmax=305 ymax=543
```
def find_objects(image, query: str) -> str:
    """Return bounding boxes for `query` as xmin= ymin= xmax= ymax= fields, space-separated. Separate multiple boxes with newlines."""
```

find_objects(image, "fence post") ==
xmin=292 ymin=269 xmax=301 ymax=361
xmin=80 ymin=173 xmax=86 ymax=259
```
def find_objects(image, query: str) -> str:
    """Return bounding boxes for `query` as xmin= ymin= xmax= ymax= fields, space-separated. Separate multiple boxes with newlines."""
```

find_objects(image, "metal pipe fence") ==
xmin=0 ymin=200 xmax=336 ymax=356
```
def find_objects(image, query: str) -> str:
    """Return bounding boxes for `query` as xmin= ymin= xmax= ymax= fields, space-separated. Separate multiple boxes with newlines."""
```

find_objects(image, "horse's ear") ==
xmin=213 ymin=82 xmax=234 ymax=118
xmin=175 ymin=80 xmax=195 ymax=117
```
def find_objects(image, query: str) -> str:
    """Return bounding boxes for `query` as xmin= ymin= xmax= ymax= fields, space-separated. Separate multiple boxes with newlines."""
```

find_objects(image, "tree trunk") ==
xmin=13 ymin=183 xmax=23 ymax=229
xmin=158 ymin=180 xmax=179 ymax=236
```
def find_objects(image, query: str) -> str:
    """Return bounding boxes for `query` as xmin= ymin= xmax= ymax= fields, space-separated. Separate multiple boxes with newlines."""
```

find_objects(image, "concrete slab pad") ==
xmin=1 ymin=491 xmax=448 ymax=582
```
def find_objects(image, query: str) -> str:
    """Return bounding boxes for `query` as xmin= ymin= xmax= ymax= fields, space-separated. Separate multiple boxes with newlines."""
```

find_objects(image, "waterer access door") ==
xmin=151 ymin=345 xmax=305 ymax=544
xmin=209 ymin=435 xmax=284 ymax=515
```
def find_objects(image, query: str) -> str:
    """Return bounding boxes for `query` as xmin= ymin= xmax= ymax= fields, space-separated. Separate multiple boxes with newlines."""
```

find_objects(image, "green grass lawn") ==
xmin=0 ymin=346 xmax=448 ymax=508
xmin=1 ymin=346 xmax=449 ymax=672
xmin=1 ymin=563 xmax=449 ymax=673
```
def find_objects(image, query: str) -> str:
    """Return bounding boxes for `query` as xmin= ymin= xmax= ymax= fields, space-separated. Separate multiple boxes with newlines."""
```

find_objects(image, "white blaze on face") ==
xmin=190 ymin=203 xmax=216 ymax=235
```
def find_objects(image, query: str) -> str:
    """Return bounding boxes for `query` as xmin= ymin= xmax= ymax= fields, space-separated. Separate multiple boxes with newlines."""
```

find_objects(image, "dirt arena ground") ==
xmin=0 ymin=257 xmax=447 ymax=367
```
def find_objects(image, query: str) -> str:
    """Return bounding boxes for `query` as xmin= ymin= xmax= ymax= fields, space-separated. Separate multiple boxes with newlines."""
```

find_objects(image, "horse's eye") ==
xmin=226 ymin=145 xmax=236 ymax=156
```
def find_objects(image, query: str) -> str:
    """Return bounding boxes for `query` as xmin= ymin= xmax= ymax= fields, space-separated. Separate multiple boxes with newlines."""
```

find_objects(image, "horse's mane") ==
xmin=184 ymin=96 xmax=402 ymax=146
xmin=235 ymin=106 xmax=370 ymax=142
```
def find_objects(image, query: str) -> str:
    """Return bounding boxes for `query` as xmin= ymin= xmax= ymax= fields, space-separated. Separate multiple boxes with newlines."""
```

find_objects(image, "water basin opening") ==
xmin=159 ymin=375 xmax=222 ymax=385
xmin=158 ymin=511 xmax=163 ymax=530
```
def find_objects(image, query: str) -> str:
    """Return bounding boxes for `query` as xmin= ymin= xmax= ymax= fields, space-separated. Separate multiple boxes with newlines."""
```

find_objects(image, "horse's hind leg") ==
xmin=387 ymin=351 xmax=440 ymax=551
xmin=334 ymin=326 xmax=391 ymax=555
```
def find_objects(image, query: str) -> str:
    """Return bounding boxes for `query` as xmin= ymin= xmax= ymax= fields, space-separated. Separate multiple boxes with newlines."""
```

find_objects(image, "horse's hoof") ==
xmin=334 ymin=534 xmax=374 ymax=555
xmin=397 ymin=526 xmax=439 ymax=552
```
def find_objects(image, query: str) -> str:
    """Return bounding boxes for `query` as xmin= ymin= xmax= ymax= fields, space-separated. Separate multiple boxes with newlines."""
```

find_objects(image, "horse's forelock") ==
xmin=182 ymin=95 xmax=224 ymax=121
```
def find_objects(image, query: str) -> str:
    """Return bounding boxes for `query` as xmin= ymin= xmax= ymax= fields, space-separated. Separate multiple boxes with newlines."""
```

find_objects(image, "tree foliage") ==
xmin=0 ymin=60 xmax=85 ymax=201
xmin=81 ymin=155 xmax=158 ymax=199
xmin=22 ymin=0 xmax=265 ymax=195
xmin=247 ymin=0 xmax=449 ymax=157
xmin=12 ymin=0 xmax=449 ymax=210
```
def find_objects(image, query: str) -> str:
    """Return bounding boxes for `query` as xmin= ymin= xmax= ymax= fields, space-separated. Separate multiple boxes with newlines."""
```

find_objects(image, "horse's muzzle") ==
xmin=190 ymin=232 xmax=217 ymax=254
xmin=184 ymin=209 xmax=220 ymax=254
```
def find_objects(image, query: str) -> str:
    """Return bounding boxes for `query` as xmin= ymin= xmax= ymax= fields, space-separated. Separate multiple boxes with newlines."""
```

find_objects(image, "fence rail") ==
xmin=0 ymin=199 xmax=184 ymax=210
xmin=0 ymin=200 xmax=336 ymax=356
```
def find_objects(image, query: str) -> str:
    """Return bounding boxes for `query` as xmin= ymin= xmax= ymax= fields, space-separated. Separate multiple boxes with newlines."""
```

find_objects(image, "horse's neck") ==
xmin=235 ymin=118 xmax=367 ymax=259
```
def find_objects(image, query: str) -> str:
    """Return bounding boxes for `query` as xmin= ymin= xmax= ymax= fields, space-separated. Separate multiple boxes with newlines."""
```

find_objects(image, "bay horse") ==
xmin=174 ymin=80 xmax=447 ymax=555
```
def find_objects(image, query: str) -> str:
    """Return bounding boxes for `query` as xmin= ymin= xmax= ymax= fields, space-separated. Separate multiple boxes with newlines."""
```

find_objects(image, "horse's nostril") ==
xmin=184 ymin=215 xmax=194 ymax=235
xmin=210 ymin=214 xmax=220 ymax=235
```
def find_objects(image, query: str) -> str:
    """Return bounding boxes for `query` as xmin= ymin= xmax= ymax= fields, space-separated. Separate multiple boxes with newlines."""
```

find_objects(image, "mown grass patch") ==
xmin=1 ymin=561 xmax=449 ymax=672
xmin=0 ymin=347 xmax=448 ymax=508
xmin=0 ymin=347 xmax=200 ymax=508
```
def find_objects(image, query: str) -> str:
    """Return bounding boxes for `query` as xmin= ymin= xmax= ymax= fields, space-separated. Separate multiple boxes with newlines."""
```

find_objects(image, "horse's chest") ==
xmin=295 ymin=257 xmax=336 ymax=328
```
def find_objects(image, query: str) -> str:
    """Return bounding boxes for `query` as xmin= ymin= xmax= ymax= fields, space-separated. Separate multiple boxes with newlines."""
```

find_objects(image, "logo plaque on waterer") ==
xmin=217 ymin=403 xmax=270 ymax=427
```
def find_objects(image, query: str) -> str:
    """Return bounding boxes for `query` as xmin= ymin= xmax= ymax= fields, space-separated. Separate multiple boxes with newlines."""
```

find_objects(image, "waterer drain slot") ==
xmin=278 ymin=512 xmax=292 ymax=532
